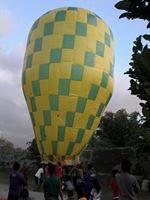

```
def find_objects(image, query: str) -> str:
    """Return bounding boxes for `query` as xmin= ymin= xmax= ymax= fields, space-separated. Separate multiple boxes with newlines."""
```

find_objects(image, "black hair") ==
xmin=48 ymin=163 xmax=55 ymax=175
xmin=13 ymin=162 xmax=20 ymax=171
xmin=39 ymin=163 xmax=43 ymax=168
xmin=112 ymin=169 xmax=119 ymax=177
xmin=121 ymin=159 xmax=131 ymax=172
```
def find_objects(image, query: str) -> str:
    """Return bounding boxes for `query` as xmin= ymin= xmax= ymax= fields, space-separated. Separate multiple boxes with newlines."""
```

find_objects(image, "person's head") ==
xmin=58 ymin=162 xmax=61 ymax=166
xmin=13 ymin=162 xmax=20 ymax=171
xmin=48 ymin=163 xmax=55 ymax=175
xmin=87 ymin=163 xmax=93 ymax=171
xmin=112 ymin=169 xmax=119 ymax=177
xmin=121 ymin=159 xmax=131 ymax=173
xmin=92 ymin=178 xmax=101 ymax=193
xmin=39 ymin=163 xmax=43 ymax=169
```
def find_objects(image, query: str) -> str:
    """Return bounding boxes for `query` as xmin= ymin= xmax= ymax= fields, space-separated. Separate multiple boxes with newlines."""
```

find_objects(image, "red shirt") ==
xmin=55 ymin=166 xmax=63 ymax=178
xmin=110 ymin=177 xmax=120 ymax=199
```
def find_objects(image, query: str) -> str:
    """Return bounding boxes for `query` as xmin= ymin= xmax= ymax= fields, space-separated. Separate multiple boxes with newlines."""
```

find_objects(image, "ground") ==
xmin=0 ymin=183 xmax=43 ymax=199
xmin=0 ymin=170 xmax=149 ymax=199
xmin=0 ymin=183 xmax=150 ymax=200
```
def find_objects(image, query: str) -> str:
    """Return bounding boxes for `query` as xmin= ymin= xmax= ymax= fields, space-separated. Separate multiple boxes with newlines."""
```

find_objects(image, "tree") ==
xmin=95 ymin=109 xmax=144 ymax=148
xmin=90 ymin=109 xmax=150 ymax=175
xmin=26 ymin=138 xmax=40 ymax=159
xmin=115 ymin=0 xmax=150 ymax=27
xmin=115 ymin=0 xmax=150 ymax=128
xmin=0 ymin=137 xmax=25 ymax=167
xmin=0 ymin=137 xmax=14 ymax=154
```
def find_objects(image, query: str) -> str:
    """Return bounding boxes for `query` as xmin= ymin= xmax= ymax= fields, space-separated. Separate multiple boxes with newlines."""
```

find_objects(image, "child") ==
xmin=78 ymin=189 xmax=87 ymax=200
xmin=77 ymin=182 xmax=87 ymax=200
xmin=90 ymin=179 xmax=101 ymax=200
xmin=77 ymin=183 xmax=87 ymax=200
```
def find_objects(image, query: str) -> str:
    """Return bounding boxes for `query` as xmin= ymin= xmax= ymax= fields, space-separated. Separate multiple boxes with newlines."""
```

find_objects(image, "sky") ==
xmin=0 ymin=0 xmax=148 ymax=148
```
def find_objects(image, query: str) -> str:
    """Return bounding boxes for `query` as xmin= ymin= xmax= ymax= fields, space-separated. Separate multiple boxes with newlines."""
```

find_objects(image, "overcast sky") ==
xmin=0 ymin=0 xmax=147 ymax=148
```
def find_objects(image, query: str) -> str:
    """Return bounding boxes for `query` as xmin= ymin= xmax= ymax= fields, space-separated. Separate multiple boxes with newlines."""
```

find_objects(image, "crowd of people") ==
xmin=34 ymin=162 xmax=101 ymax=200
xmin=3 ymin=158 xmax=150 ymax=200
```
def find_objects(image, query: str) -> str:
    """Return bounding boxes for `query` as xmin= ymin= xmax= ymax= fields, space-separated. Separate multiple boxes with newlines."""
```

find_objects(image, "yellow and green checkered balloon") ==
xmin=22 ymin=7 xmax=114 ymax=161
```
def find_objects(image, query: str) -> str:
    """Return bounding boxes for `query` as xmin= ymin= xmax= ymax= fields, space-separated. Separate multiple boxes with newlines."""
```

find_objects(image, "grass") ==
xmin=0 ymin=168 xmax=35 ymax=190
xmin=0 ymin=169 xmax=9 ymax=185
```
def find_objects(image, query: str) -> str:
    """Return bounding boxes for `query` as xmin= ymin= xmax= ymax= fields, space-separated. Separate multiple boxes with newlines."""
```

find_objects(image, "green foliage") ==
xmin=125 ymin=35 xmax=150 ymax=128
xmin=115 ymin=0 xmax=150 ymax=128
xmin=0 ymin=137 xmax=14 ymax=154
xmin=89 ymin=109 xmax=150 ymax=175
xmin=26 ymin=138 xmax=40 ymax=159
xmin=0 ymin=137 xmax=25 ymax=167
xmin=115 ymin=0 xmax=150 ymax=28
xmin=95 ymin=109 xmax=145 ymax=148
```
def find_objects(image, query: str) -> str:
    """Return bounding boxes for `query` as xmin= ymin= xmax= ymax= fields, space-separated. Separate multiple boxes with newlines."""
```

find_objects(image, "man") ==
xmin=116 ymin=159 xmax=140 ymax=200
xmin=35 ymin=164 xmax=44 ymax=186
xmin=43 ymin=163 xmax=63 ymax=200
xmin=8 ymin=162 xmax=26 ymax=200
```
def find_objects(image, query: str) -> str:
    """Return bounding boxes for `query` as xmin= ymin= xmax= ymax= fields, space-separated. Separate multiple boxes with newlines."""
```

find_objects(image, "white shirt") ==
xmin=141 ymin=179 xmax=150 ymax=192
xmin=90 ymin=188 xmax=101 ymax=200
xmin=35 ymin=168 xmax=44 ymax=179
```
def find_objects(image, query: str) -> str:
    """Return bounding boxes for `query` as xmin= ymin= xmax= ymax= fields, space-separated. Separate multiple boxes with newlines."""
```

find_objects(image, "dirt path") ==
xmin=1 ymin=183 xmax=149 ymax=200
xmin=0 ymin=183 xmax=44 ymax=200
xmin=0 ymin=183 xmax=68 ymax=200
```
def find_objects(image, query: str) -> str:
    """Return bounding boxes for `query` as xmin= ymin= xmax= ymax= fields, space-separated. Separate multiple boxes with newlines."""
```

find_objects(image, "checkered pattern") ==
xmin=22 ymin=7 xmax=115 ymax=161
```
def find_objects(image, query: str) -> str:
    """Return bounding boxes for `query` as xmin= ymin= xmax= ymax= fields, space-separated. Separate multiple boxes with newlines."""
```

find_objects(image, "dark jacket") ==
xmin=8 ymin=170 xmax=25 ymax=197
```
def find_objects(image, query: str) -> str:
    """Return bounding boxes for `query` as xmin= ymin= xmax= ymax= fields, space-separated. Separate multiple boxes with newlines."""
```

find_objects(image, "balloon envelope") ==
xmin=22 ymin=7 xmax=114 ymax=161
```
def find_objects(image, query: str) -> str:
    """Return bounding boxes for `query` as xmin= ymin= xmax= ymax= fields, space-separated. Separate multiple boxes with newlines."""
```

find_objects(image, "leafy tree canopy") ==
xmin=95 ymin=109 xmax=145 ymax=148
xmin=125 ymin=35 xmax=150 ymax=127
xmin=26 ymin=138 xmax=40 ymax=159
xmin=115 ymin=0 xmax=150 ymax=128
xmin=0 ymin=137 xmax=14 ymax=153
xmin=115 ymin=0 xmax=150 ymax=28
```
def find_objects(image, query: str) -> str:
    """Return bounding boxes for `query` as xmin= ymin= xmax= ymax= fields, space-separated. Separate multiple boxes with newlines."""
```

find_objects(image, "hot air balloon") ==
xmin=22 ymin=7 xmax=114 ymax=162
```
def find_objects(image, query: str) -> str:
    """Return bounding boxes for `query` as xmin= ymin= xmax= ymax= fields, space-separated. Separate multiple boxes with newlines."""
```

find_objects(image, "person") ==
xmin=8 ymin=162 xmax=26 ymax=200
xmin=83 ymin=164 xmax=93 ymax=200
xmin=71 ymin=164 xmax=77 ymax=189
xmin=109 ymin=169 xmax=120 ymax=200
xmin=76 ymin=164 xmax=84 ymax=186
xmin=141 ymin=177 xmax=150 ymax=192
xmin=116 ymin=159 xmax=140 ymax=200
xmin=77 ymin=182 xmax=87 ymax=200
xmin=35 ymin=164 xmax=44 ymax=186
xmin=55 ymin=162 xmax=63 ymax=181
xmin=20 ymin=162 xmax=28 ymax=186
xmin=43 ymin=164 xmax=63 ymax=200
xmin=44 ymin=164 xmax=50 ymax=177
xmin=65 ymin=176 xmax=75 ymax=200
xmin=90 ymin=178 xmax=101 ymax=200
xmin=0 ymin=195 xmax=7 ymax=200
